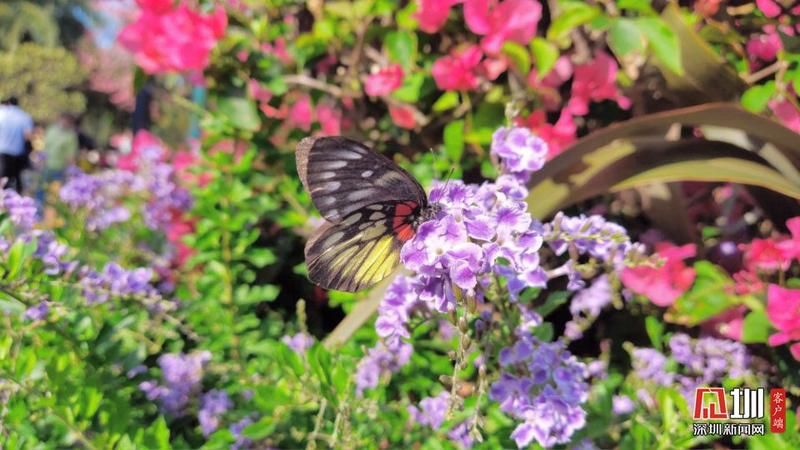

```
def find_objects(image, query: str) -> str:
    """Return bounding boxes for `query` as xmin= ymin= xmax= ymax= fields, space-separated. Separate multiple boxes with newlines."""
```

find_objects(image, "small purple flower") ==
xmin=281 ymin=332 xmax=314 ymax=355
xmin=354 ymin=341 xmax=413 ymax=395
xmin=24 ymin=301 xmax=49 ymax=321
xmin=408 ymin=391 xmax=450 ymax=429
xmin=631 ymin=348 xmax=674 ymax=386
xmin=1 ymin=188 xmax=37 ymax=229
xmin=198 ymin=389 xmax=232 ymax=436
xmin=491 ymin=127 xmax=548 ymax=182
xmin=230 ymin=416 xmax=255 ymax=450
xmin=139 ymin=350 xmax=211 ymax=415
xmin=612 ymin=395 xmax=635 ymax=415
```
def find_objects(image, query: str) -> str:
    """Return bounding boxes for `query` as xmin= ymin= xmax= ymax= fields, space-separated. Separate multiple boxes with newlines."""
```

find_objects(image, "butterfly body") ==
xmin=297 ymin=137 xmax=436 ymax=292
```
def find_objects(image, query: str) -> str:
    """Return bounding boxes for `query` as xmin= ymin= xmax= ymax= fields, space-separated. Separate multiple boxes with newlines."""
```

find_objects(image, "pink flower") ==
xmin=517 ymin=109 xmax=576 ymax=158
xmin=756 ymin=0 xmax=782 ymax=18
xmin=566 ymin=51 xmax=631 ymax=116
xmin=730 ymin=270 xmax=765 ymax=296
xmin=166 ymin=219 xmax=196 ymax=266
xmin=526 ymin=56 xmax=573 ymax=110
xmin=416 ymin=0 xmax=462 ymax=33
xmin=746 ymin=28 xmax=782 ymax=62
xmin=769 ymin=98 xmax=800 ymax=133
xmin=136 ymin=0 xmax=173 ymax=14
xmin=365 ymin=65 xmax=404 ymax=97
xmin=464 ymin=0 xmax=541 ymax=55
xmin=260 ymin=37 xmax=292 ymax=65
xmin=389 ymin=104 xmax=416 ymax=129
xmin=766 ymin=284 xmax=800 ymax=360
xmin=288 ymin=95 xmax=313 ymax=131
xmin=432 ymin=45 xmax=483 ymax=91
xmin=481 ymin=56 xmax=508 ymax=80
xmin=742 ymin=238 xmax=789 ymax=273
xmin=316 ymin=103 xmax=342 ymax=136
xmin=620 ymin=243 xmax=697 ymax=307
xmin=117 ymin=130 xmax=165 ymax=172
xmin=247 ymin=79 xmax=272 ymax=103
xmin=118 ymin=2 xmax=227 ymax=74
xmin=703 ymin=306 xmax=746 ymax=341
xmin=694 ymin=0 xmax=721 ymax=17
xmin=779 ymin=216 xmax=800 ymax=261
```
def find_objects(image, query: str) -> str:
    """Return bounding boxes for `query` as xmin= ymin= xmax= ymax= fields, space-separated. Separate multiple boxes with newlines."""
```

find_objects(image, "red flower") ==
xmin=566 ymin=51 xmax=630 ymax=116
xmin=116 ymin=130 xmax=165 ymax=172
xmin=464 ymin=0 xmax=542 ymax=54
xmin=766 ymin=284 xmax=800 ymax=360
xmin=703 ymin=306 xmax=746 ymax=341
xmin=620 ymin=243 xmax=697 ymax=307
xmin=416 ymin=0 xmax=462 ymax=33
xmin=756 ymin=0 xmax=782 ymax=17
xmin=135 ymin=0 xmax=173 ymax=14
xmin=365 ymin=65 xmax=404 ymax=97
xmin=432 ymin=45 xmax=483 ymax=91
xmin=118 ymin=2 xmax=227 ymax=74
xmin=389 ymin=104 xmax=417 ymax=129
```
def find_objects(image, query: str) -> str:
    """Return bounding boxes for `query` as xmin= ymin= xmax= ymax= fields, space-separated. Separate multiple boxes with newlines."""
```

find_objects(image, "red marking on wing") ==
xmin=392 ymin=202 xmax=418 ymax=242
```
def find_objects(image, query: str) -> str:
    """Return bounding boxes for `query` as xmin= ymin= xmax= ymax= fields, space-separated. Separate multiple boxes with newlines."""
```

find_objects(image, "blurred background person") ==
xmin=0 ymin=96 xmax=34 ymax=193
xmin=38 ymin=113 xmax=79 ymax=204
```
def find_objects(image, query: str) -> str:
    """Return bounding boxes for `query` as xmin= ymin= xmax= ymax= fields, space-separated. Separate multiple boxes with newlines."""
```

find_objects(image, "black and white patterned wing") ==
xmin=296 ymin=136 xmax=427 ymax=222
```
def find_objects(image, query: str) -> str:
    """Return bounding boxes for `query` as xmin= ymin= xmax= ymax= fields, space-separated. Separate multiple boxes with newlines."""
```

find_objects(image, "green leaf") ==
xmin=432 ymin=91 xmax=459 ymax=112
xmin=741 ymin=309 xmax=771 ymax=343
xmin=392 ymin=72 xmax=427 ymax=103
xmin=607 ymin=18 xmax=645 ymax=57
xmin=218 ymin=97 xmax=261 ymax=132
xmin=645 ymin=316 xmax=665 ymax=350
xmin=669 ymin=262 xmax=735 ymax=326
xmin=242 ymin=417 xmax=276 ymax=440
xmin=617 ymin=0 xmax=657 ymax=14
xmin=532 ymin=322 xmax=554 ymax=342
xmin=248 ymin=248 xmax=277 ymax=268
xmin=526 ymin=104 xmax=800 ymax=220
xmin=142 ymin=416 xmax=170 ymax=450
xmin=741 ymin=82 xmax=776 ymax=113
xmin=634 ymin=17 xmax=683 ymax=75
xmin=536 ymin=291 xmax=568 ymax=317
xmin=501 ymin=42 xmax=530 ymax=74
xmin=385 ymin=31 xmax=417 ymax=68
xmin=4 ymin=240 xmax=25 ymax=280
xmin=443 ymin=120 xmax=465 ymax=163
xmin=276 ymin=342 xmax=304 ymax=377
xmin=530 ymin=37 xmax=559 ymax=77
xmin=548 ymin=3 xmax=601 ymax=41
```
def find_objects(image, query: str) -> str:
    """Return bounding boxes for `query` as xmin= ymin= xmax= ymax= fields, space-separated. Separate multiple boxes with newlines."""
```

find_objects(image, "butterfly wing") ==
xmin=296 ymin=136 xmax=427 ymax=222
xmin=304 ymin=201 xmax=419 ymax=292
xmin=297 ymin=137 xmax=427 ymax=291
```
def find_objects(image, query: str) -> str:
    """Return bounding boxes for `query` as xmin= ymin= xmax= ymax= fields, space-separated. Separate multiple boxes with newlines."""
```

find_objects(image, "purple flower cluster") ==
xmin=24 ymin=301 xmax=50 ymax=321
xmin=489 ymin=334 xmax=589 ymax=448
xmin=139 ymin=350 xmax=211 ymax=415
xmin=612 ymin=395 xmax=635 ymax=415
xmin=0 ymin=188 xmax=37 ymax=229
xmin=632 ymin=334 xmax=750 ymax=408
xmin=281 ymin=332 xmax=314 ymax=354
xmin=230 ymin=416 xmax=255 ymax=450
xmin=408 ymin=391 xmax=474 ymax=449
xmin=60 ymin=169 xmax=137 ymax=231
xmin=59 ymin=149 xmax=191 ymax=233
xmin=80 ymin=263 xmax=157 ymax=304
xmin=198 ymin=389 xmax=232 ymax=436
xmin=491 ymin=127 xmax=549 ymax=183
xmin=354 ymin=340 xmax=413 ymax=395
xmin=564 ymin=275 xmax=612 ymax=340
xmin=545 ymin=212 xmax=644 ymax=272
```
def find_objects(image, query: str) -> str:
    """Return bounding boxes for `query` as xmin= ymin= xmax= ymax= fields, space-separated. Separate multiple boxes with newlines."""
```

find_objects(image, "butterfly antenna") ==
xmin=442 ymin=166 xmax=456 ymax=192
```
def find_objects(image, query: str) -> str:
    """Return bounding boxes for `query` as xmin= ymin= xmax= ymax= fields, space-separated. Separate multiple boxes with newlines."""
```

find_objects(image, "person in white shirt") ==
xmin=0 ymin=96 xmax=34 ymax=193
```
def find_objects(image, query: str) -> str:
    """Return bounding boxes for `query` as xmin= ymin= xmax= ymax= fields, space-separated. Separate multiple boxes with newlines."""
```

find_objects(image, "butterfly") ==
xmin=296 ymin=136 xmax=439 ymax=292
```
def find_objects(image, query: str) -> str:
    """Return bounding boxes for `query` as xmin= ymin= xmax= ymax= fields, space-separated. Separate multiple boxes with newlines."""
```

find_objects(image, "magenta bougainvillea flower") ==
xmin=118 ymin=0 xmax=227 ymax=74
xmin=620 ymin=243 xmax=696 ymax=307
xmin=389 ymin=104 xmax=417 ymax=129
xmin=464 ymin=0 xmax=542 ymax=54
xmin=365 ymin=64 xmax=404 ymax=97
xmin=566 ymin=51 xmax=631 ymax=116
xmin=432 ymin=44 xmax=483 ymax=91
xmin=766 ymin=284 xmax=800 ymax=360
xmin=415 ymin=0 xmax=462 ymax=33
